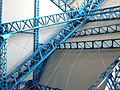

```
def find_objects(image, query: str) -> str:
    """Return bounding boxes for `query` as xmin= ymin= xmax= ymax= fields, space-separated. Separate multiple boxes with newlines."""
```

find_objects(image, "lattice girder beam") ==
xmin=88 ymin=57 xmax=120 ymax=90
xmin=0 ymin=33 xmax=11 ymax=89
xmin=0 ymin=10 xmax=80 ymax=35
xmin=58 ymin=38 xmax=120 ymax=49
xmin=21 ymin=82 xmax=62 ymax=90
xmin=88 ymin=5 xmax=120 ymax=22
xmin=50 ymin=0 xmax=75 ymax=12
xmin=0 ymin=5 xmax=119 ymax=36
xmin=33 ymin=0 xmax=40 ymax=85
xmin=71 ymin=23 xmax=120 ymax=37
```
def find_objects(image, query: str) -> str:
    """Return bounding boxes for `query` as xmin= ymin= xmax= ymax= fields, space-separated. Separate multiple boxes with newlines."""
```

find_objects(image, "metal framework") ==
xmin=50 ymin=0 xmax=75 ymax=12
xmin=0 ymin=10 xmax=80 ymax=35
xmin=3 ymin=0 xmax=120 ymax=89
xmin=0 ymin=0 xmax=8 ymax=89
xmin=33 ymin=0 xmax=40 ymax=86
xmin=20 ymin=81 xmax=61 ymax=90
xmin=88 ymin=5 xmax=120 ymax=22
xmin=88 ymin=57 xmax=120 ymax=90
xmin=0 ymin=5 xmax=119 ymax=37
xmin=58 ymin=38 xmax=120 ymax=49
xmin=4 ymin=0 xmax=104 ymax=89
xmin=71 ymin=23 xmax=120 ymax=37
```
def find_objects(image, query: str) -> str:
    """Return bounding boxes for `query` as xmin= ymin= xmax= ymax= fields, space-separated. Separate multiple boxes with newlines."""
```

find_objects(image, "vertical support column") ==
xmin=33 ymin=0 xmax=40 ymax=85
xmin=0 ymin=37 xmax=7 ymax=90
xmin=0 ymin=0 xmax=7 ymax=89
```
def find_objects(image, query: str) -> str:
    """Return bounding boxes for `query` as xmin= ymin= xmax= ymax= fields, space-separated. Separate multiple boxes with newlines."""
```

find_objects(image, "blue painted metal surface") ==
xmin=33 ymin=0 xmax=40 ymax=85
xmin=0 ymin=0 xmax=2 ymax=23
xmin=58 ymin=38 xmax=120 ymax=49
xmin=0 ymin=10 xmax=80 ymax=35
xmin=1 ymin=5 xmax=119 ymax=36
xmin=0 ymin=0 xmax=8 ymax=89
xmin=21 ymin=83 xmax=62 ymax=90
xmin=0 ymin=37 xmax=7 ymax=90
xmin=5 ymin=0 xmax=104 ymax=89
xmin=36 ymin=84 xmax=62 ymax=90
xmin=50 ymin=0 xmax=75 ymax=12
xmin=88 ymin=5 xmax=120 ymax=22
xmin=71 ymin=23 xmax=120 ymax=37
xmin=88 ymin=57 xmax=120 ymax=90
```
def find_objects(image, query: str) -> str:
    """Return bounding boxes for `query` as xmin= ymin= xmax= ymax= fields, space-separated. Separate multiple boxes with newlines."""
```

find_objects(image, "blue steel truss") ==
xmin=5 ymin=0 xmax=104 ymax=89
xmin=58 ymin=38 xmax=120 ymax=49
xmin=88 ymin=5 xmax=120 ymax=22
xmin=0 ymin=10 xmax=80 ymax=35
xmin=36 ymin=84 xmax=62 ymax=90
xmin=21 ymin=84 xmax=62 ymax=90
xmin=0 ymin=5 xmax=119 ymax=36
xmin=71 ymin=23 xmax=120 ymax=37
xmin=0 ymin=37 xmax=7 ymax=89
xmin=0 ymin=0 xmax=8 ymax=89
xmin=50 ymin=0 xmax=75 ymax=12
xmin=33 ymin=0 xmax=40 ymax=85
xmin=0 ymin=0 xmax=2 ymax=23
xmin=88 ymin=57 xmax=120 ymax=90
xmin=19 ymin=80 xmax=62 ymax=90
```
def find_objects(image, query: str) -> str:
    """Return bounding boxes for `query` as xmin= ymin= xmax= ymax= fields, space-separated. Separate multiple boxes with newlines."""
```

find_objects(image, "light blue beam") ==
xmin=58 ymin=38 xmax=120 ymax=49
xmin=0 ymin=10 xmax=80 ymax=35
xmin=33 ymin=0 xmax=40 ymax=86
xmin=71 ymin=23 xmax=120 ymax=37
xmin=0 ymin=5 xmax=119 ymax=36
xmin=88 ymin=5 xmax=120 ymax=22
xmin=88 ymin=57 xmax=120 ymax=90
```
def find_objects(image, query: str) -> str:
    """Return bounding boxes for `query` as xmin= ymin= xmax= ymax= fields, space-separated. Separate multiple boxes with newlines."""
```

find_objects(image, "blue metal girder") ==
xmin=1 ymin=5 xmax=119 ymax=36
xmin=0 ymin=0 xmax=2 ymax=23
xmin=5 ymin=0 xmax=104 ymax=89
xmin=88 ymin=5 xmax=120 ymax=22
xmin=21 ymin=83 xmax=62 ymax=90
xmin=50 ymin=0 xmax=75 ymax=12
xmin=71 ymin=23 xmax=120 ymax=37
xmin=58 ymin=38 xmax=120 ymax=49
xmin=36 ymin=84 xmax=62 ymax=90
xmin=88 ymin=57 xmax=120 ymax=90
xmin=0 ymin=10 xmax=80 ymax=35
xmin=0 ymin=0 xmax=8 ymax=89
xmin=33 ymin=0 xmax=40 ymax=85
xmin=0 ymin=37 xmax=7 ymax=89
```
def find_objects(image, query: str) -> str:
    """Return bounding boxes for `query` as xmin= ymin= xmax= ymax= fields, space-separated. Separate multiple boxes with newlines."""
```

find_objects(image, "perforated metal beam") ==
xmin=0 ymin=10 xmax=80 ymax=35
xmin=5 ymin=0 xmax=104 ymax=89
xmin=0 ymin=37 xmax=7 ymax=90
xmin=33 ymin=0 xmax=40 ymax=85
xmin=1 ymin=5 xmax=119 ymax=36
xmin=58 ymin=38 xmax=120 ymax=49
xmin=71 ymin=23 xmax=120 ymax=37
xmin=88 ymin=57 xmax=120 ymax=90
xmin=0 ymin=0 xmax=8 ymax=89
xmin=88 ymin=5 xmax=120 ymax=22
xmin=21 ymin=83 xmax=62 ymax=90
xmin=0 ymin=0 xmax=2 ymax=23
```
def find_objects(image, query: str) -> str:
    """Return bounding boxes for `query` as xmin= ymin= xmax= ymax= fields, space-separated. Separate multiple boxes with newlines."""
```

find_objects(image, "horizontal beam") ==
xmin=88 ymin=57 xmax=120 ymax=90
xmin=88 ymin=5 xmax=120 ymax=22
xmin=0 ymin=10 xmax=80 ymax=35
xmin=71 ymin=23 xmax=120 ymax=37
xmin=58 ymin=38 xmax=120 ymax=49
xmin=1 ymin=5 xmax=119 ymax=36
